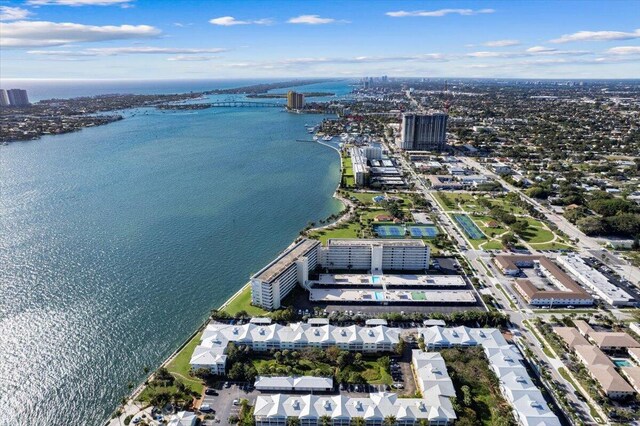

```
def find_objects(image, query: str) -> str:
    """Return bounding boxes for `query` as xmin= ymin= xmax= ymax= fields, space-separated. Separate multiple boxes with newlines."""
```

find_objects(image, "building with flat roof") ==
xmin=419 ymin=326 xmax=560 ymax=426
xmin=287 ymin=91 xmax=304 ymax=110
xmin=398 ymin=112 xmax=448 ymax=151
xmin=556 ymin=255 xmax=635 ymax=306
xmin=318 ymin=239 xmax=430 ymax=273
xmin=251 ymin=239 xmax=321 ymax=310
xmin=312 ymin=274 xmax=466 ymax=288
xmin=190 ymin=322 xmax=401 ymax=374
xmin=309 ymin=288 xmax=476 ymax=305
xmin=0 ymin=89 xmax=9 ymax=107
xmin=255 ymin=376 xmax=334 ymax=393
xmin=6 ymin=88 xmax=29 ymax=106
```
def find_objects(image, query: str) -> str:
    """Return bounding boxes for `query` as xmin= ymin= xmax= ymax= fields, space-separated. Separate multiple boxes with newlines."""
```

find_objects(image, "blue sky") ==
xmin=1 ymin=0 xmax=639 ymax=79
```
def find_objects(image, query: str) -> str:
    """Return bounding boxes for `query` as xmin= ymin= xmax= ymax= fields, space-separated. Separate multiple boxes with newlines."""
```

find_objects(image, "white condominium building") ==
xmin=419 ymin=327 xmax=561 ymax=426
xmin=251 ymin=239 xmax=321 ymax=310
xmin=318 ymin=239 xmax=430 ymax=273
xmin=190 ymin=321 xmax=401 ymax=374
xmin=556 ymin=255 xmax=635 ymax=306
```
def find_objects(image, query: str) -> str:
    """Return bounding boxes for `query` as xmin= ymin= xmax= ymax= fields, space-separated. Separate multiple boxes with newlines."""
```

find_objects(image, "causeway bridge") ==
xmin=209 ymin=101 xmax=282 ymax=108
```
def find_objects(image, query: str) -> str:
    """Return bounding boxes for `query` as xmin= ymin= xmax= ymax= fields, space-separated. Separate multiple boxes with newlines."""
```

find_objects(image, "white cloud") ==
xmin=0 ymin=6 xmax=32 ymax=21
xmin=27 ymin=0 xmax=133 ymax=6
xmin=0 ymin=20 xmax=160 ymax=47
xmin=605 ymin=46 xmax=640 ymax=55
xmin=386 ymin=8 xmax=495 ymax=18
xmin=209 ymin=16 xmax=271 ymax=26
xmin=551 ymin=29 xmax=640 ymax=43
xmin=467 ymin=48 xmax=590 ymax=59
xmin=287 ymin=15 xmax=344 ymax=25
xmin=28 ymin=46 xmax=226 ymax=56
xmin=483 ymin=39 xmax=519 ymax=47
xmin=167 ymin=55 xmax=221 ymax=61
xmin=526 ymin=46 xmax=557 ymax=53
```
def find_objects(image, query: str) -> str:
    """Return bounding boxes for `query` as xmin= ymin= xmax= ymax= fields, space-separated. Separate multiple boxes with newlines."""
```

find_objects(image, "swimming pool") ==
xmin=371 ymin=275 xmax=382 ymax=284
xmin=374 ymin=291 xmax=384 ymax=301
xmin=613 ymin=359 xmax=632 ymax=367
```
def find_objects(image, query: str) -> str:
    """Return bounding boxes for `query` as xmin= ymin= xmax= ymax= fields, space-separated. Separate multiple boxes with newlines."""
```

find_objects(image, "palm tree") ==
xmin=288 ymin=417 xmax=301 ymax=426
xmin=319 ymin=415 xmax=333 ymax=426
xmin=351 ymin=417 xmax=366 ymax=426
xmin=383 ymin=415 xmax=397 ymax=426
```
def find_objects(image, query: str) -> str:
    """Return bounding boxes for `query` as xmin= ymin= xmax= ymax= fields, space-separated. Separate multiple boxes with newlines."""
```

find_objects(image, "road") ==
xmin=391 ymin=147 xmax=600 ymax=425
xmin=460 ymin=156 xmax=640 ymax=286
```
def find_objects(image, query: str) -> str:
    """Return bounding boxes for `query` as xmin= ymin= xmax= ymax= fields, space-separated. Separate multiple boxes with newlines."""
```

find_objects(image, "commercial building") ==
xmin=419 ymin=326 xmax=560 ymax=426
xmin=7 ymin=89 xmax=30 ymax=106
xmin=494 ymin=255 xmax=593 ymax=306
xmin=287 ymin=91 xmax=304 ymax=110
xmin=426 ymin=175 xmax=463 ymax=190
xmin=0 ymin=89 xmax=9 ymax=106
xmin=190 ymin=321 xmax=401 ymax=374
xmin=556 ymin=255 xmax=635 ymax=306
xmin=318 ymin=239 xmax=430 ymax=273
xmin=251 ymin=239 xmax=321 ymax=310
xmin=255 ymin=376 xmax=334 ymax=393
xmin=398 ymin=113 xmax=448 ymax=151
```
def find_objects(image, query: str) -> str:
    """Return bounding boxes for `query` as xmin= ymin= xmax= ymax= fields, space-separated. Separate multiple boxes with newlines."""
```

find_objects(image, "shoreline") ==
xmin=107 ymin=126 xmax=350 ymax=425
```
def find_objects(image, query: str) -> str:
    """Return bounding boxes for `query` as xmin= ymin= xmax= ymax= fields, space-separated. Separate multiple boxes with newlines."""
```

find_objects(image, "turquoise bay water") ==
xmin=0 ymin=91 xmax=342 ymax=425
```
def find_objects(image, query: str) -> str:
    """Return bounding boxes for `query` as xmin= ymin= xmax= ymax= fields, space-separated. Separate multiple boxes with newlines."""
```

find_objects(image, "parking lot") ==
xmin=199 ymin=382 xmax=258 ymax=426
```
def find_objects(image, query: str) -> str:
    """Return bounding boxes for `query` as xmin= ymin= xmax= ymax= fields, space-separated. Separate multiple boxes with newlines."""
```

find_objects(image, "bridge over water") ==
xmin=209 ymin=101 xmax=282 ymax=108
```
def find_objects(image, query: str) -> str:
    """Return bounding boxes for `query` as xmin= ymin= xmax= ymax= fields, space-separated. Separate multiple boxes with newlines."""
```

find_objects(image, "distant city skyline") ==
xmin=1 ymin=0 xmax=639 ymax=80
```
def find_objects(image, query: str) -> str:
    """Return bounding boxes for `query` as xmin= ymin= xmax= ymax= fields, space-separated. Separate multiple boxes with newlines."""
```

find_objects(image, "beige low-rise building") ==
xmin=552 ymin=327 xmax=590 ymax=348
xmin=621 ymin=367 xmax=640 ymax=393
xmin=569 ymin=344 xmax=635 ymax=399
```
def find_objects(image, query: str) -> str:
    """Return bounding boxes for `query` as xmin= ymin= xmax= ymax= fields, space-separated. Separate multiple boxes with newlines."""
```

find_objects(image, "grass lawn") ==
xmin=165 ymin=334 xmax=205 ymax=394
xmin=529 ymin=241 xmax=574 ymax=251
xmin=471 ymin=215 xmax=507 ymax=236
xmin=253 ymin=358 xmax=334 ymax=377
xmin=480 ymin=240 xmax=504 ymax=250
xmin=623 ymin=251 xmax=640 ymax=267
xmin=441 ymin=347 xmax=515 ymax=426
xmin=558 ymin=367 xmax=604 ymax=424
xmin=519 ymin=219 xmax=555 ymax=244
xmin=361 ymin=360 xmax=393 ymax=385
xmin=344 ymin=191 xmax=414 ymax=207
xmin=309 ymin=221 xmax=360 ymax=244
xmin=138 ymin=332 xmax=205 ymax=401
xmin=221 ymin=285 xmax=269 ymax=317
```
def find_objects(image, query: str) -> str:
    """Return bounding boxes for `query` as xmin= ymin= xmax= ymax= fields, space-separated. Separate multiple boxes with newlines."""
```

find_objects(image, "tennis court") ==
xmin=373 ymin=224 xmax=406 ymax=238
xmin=452 ymin=214 xmax=485 ymax=240
xmin=408 ymin=225 xmax=439 ymax=238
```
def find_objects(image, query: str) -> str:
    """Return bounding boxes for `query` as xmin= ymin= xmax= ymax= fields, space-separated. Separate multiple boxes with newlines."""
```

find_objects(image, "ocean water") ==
xmin=0 ymin=84 xmax=343 ymax=425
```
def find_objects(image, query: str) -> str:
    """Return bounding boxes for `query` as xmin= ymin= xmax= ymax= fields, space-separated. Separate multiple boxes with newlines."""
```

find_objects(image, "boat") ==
xmin=322 ymin=135 xmax=333 ymax=141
